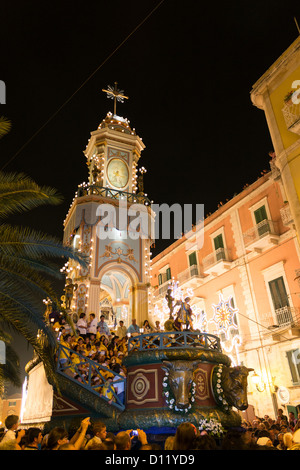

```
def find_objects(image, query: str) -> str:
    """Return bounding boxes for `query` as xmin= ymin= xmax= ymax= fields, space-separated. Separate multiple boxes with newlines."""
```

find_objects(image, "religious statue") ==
xmin=92 ymin=165 xmax=100 ymax=184
xmin=164 ymin=288 xmax=176 ymax=331
xmin=137 ymin=166 xmax=147 ymax=195
xmin=64 ymin=278 xmax=78 ymax=310
xmin=176 ymin=297 xmax=194 ymax=330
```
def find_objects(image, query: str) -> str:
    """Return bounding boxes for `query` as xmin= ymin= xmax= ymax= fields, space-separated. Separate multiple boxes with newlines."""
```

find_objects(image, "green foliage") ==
xmin=0 ymin=171 xmax=87 ymax=392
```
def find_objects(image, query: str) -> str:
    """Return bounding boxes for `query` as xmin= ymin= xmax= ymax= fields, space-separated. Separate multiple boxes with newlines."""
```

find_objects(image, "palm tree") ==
xmin=0 ymin=116 xmax=11 ymax=139
xmin=0 ymin=171 xmax=87 ymax=391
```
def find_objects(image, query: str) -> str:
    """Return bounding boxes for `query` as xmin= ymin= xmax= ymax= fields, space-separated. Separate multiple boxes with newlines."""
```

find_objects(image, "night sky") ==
xmin=1 ymin=0 xmax=300 ymax=392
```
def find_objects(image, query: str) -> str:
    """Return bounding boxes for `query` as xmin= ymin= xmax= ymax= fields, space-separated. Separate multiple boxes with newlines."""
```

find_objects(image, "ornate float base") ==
xmin=118 ymin=406 xmax=242 ymax=432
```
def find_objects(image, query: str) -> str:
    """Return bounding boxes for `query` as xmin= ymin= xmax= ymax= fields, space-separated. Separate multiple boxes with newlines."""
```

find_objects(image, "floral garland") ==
xmin=162 ymin=371 xmax=196 ymax=413
xmin=213 ymin=364 xmax=229 ymax=412
xmin=198 ymin=418 xmax=225 ymax=437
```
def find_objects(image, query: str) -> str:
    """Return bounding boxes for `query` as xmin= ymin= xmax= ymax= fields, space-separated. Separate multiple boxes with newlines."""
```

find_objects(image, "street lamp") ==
xmin=251 ymin=371 xmax=265 ymax=392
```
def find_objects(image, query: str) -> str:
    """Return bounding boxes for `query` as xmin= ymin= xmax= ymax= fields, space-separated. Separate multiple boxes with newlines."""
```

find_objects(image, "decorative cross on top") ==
xmin=102 ymin=82 xmax=129 ymax=116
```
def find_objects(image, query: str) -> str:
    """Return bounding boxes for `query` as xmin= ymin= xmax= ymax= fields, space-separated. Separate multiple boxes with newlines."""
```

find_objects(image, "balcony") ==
xmin=202 ymin=248 xmax=232 ymax=276
xmin=76 ymin=184 xmax=152 ymax=205
xmin=243 ymin=219 xmax=280 ymax=252
xmin=261 ymin=307 xmax=300 ymax=340
xmin=177 ymin=264 xmax=203 ymax=288
xmin=282 ymin=97 xmax=300 ymax=135
xmin=152 ymin=279 xmax=172 ymax=298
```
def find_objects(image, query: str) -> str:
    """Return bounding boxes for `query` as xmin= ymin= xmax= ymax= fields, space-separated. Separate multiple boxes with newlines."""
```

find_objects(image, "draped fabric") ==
xmin=22 ymin=362 xmax=53 ymax=423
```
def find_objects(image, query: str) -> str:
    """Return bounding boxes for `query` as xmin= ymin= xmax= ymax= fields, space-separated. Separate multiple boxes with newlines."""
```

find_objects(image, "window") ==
xmin=269 ymin=277 xmax=289 ymax=310
xmin=158 ymin=267 xmax=171 ymax=285
xmin=268 ymin=276 xmax=292 ymax=325
xmin=189 ymin=251 xmax=197 ymax=267
xmin=262 ymin=262 xmax=294 ymax=326
xmin=213 ymin=234 xmax=225 ymax=261
xmin=286 ymin=349 xmax=300 ymax=385
xmin=254 ymin=205 xmax=269 ymax=236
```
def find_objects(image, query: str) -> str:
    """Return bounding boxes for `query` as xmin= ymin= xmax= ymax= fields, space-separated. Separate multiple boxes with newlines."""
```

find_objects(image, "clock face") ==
xmin=107 ymin=158 xmax=129 ymax=189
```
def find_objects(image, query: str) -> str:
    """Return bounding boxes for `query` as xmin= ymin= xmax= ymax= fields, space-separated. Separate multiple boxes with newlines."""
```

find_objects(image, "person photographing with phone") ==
xmin=115 ymin=428 xmax=148 ymax=450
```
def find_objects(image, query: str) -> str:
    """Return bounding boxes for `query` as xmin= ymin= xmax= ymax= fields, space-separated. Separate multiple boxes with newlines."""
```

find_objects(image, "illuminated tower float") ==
xmin=23 ymin=84 xmax=253 ymax=432
xmin=62 ymin=83 xmax=154 ymax=329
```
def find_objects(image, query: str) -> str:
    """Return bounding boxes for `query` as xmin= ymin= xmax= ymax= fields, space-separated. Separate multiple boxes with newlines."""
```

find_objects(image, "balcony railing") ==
xmin=202 ymin=248 xmax=232 ymax=272
xmin=127 ymin=330 xmax=222 ymax=353
xmin=262 ymin=306 xmax=300 ymax=330
xmin=177 ymin=264 xmax=202 ymax=284
xmin=56 ymin=344 xmax=126 ymax=411
xmin=153 ymin=280 xmax=172 ymax=298
xmin=243 ymin=219 xmax=280 ymax=248
xmin=76 ymin=184 xmax=152 ymax=205
xmin=282 ymin=98 xmax=300 ymax=135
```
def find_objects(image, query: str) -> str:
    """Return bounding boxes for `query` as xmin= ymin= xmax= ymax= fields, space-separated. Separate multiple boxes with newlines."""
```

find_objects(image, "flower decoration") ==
xmin=162 ymin=371 xmax=196 ymax=414
xmin=213 ymin=364 xmax=230 ymax=412
xmin=198 ymin=418 xmax=225 ymax=437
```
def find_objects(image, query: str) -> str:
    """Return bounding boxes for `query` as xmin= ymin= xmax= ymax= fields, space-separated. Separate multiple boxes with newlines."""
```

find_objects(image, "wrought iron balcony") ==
xmin=243 ymin=219 xmax=280 ymax=251
xmin=282 ymin=98 xmax=300 ymax=135
xmin=76 ymin=183 xmax=152 ymax=205
xmin=177 ymin=264 xmax=203 ymax=286
xmin=153 ymin=279 xmax=172 ymax=298
xmin=261 ymin=306 xmax=300 ymax=334
xmin=202 ymin=248 xmax=232 ymax=275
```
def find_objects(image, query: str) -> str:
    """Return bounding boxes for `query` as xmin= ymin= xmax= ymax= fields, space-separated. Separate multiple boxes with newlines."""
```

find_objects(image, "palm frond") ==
xmin=0 ymin=116 xmax=11 ymax=139
xmin=0 ymin=258 xmax=62 ymax=312
xmin=0 ymin=341 xmax=21 ymax=390
xmin=0 ymin=170 xmax=84 ymax=389
xmin=0 ymin=223 xmax=88 ymax=267
xmin=0 ymin=171 xmax=63 ymax=218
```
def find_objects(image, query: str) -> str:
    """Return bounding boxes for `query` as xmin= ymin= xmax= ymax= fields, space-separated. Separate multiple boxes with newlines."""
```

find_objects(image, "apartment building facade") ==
xmin=149 ymin=167 xmax=300 ymax=418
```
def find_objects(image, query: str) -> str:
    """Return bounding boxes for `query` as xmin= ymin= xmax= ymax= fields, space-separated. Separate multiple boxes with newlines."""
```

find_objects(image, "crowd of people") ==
xmin=54 ymin=314 xmax=161 ymax=403
xmin=2 ymin=310 xmax=300 ymax=451
xmin=1 ymin=409 xmax=300 ymax=450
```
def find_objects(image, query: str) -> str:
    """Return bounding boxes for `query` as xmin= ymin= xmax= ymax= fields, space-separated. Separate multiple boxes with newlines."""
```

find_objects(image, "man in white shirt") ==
xmin=87 ymin=313 xmax=98 ymax=336
xmin=77 ymin=312 xmax=87 ymax=337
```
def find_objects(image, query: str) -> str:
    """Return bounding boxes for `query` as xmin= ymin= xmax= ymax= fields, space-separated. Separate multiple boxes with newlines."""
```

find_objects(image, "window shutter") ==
xmin=189 ymin=251 xmax=197 ymax=266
